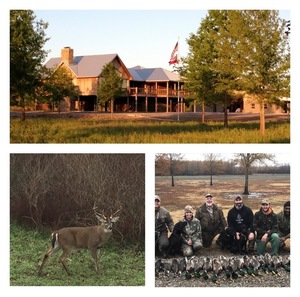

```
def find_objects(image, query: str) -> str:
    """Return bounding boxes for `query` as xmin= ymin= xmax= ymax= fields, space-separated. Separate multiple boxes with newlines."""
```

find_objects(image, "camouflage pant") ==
xmin=181 ymin=239 xmax=202 ymax=257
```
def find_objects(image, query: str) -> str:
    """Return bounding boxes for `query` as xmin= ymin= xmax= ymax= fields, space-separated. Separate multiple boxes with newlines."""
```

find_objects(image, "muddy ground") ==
xmin=155 ymin=175 xmax=290 ymax=287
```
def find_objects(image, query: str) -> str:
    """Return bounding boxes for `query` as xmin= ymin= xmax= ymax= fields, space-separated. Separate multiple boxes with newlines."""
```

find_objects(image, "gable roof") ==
xmin=128 ymin=66 xmax=180 ymax=82
xmin=45 ymin=53 xmax=127 ymax=78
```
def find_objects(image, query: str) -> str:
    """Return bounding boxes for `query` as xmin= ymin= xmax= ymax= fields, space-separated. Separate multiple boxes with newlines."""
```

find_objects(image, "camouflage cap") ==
xmin=261 ymin=198 xmax=270 ymax=204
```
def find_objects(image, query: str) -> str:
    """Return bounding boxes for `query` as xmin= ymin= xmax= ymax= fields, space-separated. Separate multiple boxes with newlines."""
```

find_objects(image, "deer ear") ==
xmin=111 ymin=216 xmax=119 ymax=223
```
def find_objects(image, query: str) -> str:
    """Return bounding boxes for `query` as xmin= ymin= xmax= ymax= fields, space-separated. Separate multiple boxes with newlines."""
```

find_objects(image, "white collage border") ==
xmin=1 ymin=0 xmax=298 ymax=294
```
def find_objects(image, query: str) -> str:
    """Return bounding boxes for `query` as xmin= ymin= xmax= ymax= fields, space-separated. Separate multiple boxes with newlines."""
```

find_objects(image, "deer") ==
xmin=38 ymin=205 xmax=121 ymax=276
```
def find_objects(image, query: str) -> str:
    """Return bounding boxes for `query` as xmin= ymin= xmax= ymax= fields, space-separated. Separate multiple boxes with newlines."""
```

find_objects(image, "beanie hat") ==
xmin=184 ymin=205 xmax=193 ymax=213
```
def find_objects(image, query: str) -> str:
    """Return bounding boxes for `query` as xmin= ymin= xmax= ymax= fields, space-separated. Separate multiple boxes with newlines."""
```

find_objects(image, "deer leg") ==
xmin=90 ymin=248 xmax=100 ymax=272
xmin=60 ymin=249 xmax=72 ymax=275
xmin=38 ymin=246 xmax=60 ymax=276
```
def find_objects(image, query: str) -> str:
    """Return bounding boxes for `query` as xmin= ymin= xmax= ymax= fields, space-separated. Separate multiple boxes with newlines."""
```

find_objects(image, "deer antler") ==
xmin=93 ymin=202 xmax=106 ymax=220
xmin=110 ymin=206 xmax=122 ymax=218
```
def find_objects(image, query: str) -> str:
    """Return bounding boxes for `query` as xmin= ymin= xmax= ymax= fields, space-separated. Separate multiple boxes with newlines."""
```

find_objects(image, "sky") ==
xmin=33 ymin=9 xmax=290 ymax=71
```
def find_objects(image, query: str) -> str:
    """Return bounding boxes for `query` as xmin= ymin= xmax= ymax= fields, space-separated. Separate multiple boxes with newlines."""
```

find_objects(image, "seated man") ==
xmin=155 ymin=195 xmax=174 ymax=257
xmin=253 ymin=198 xmax=280 ymax=255
xmin=277 ymin=201 xmax=290 ymax=251
xmin=226 ymin=195 xmax=255 ymax=254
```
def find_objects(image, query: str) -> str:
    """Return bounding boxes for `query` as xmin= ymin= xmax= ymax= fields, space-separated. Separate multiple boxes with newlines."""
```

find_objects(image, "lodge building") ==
xmin=44 ymin=47 xmax=290 ymax=114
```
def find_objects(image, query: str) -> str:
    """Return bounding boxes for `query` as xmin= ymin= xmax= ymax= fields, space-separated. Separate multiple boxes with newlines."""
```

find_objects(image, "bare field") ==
xmin=155 ymin=174 xmax=290 ymax=231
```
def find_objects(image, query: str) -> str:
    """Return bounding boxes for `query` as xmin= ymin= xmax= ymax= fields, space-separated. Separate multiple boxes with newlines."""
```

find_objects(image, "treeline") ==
xmin=156 ymin=160 xmax=290 ymax=176
xmin=10 ymin=154 xmax=145 ymax=243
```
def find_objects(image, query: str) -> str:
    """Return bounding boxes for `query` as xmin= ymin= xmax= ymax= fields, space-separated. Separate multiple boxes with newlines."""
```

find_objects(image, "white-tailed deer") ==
xmin=38 ymin=205 xmax=121 ymax=276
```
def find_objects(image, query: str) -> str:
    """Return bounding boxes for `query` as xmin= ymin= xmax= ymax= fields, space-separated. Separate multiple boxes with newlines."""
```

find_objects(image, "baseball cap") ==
xmin=155 ymin=195 xmax=161 ymax=202
xmin=235 ymin=195 xmax=243 ymax=201
xmin=261 ymin=198 xmax=270 ymax=205
xmin=205 ymin=193 xmax=213 ymax=198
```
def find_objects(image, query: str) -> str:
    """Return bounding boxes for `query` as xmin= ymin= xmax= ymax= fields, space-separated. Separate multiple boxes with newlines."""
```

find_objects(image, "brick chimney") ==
xmin=61 ymin=47 xmax=74 ymax=65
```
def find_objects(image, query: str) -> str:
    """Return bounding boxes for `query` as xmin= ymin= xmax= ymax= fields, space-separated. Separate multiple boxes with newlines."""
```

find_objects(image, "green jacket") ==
xmin=253 ymin=208 xmax=278 ymax=240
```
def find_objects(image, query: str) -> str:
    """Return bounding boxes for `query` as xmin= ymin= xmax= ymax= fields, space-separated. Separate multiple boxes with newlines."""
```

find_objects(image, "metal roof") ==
xmin=128 ymin=66 xmax=180 ymax=82
xmin=45 ymin=54 xmax=119 ymax=77
xmin=45 ymin=54 xmax=180 ymax=82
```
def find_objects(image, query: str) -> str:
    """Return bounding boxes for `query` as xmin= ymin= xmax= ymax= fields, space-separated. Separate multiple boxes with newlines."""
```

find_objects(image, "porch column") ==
xmin=166 ymin=81 xmax=169 ymax=112
xmin=135 ymin=87 xmax=138 ymax=112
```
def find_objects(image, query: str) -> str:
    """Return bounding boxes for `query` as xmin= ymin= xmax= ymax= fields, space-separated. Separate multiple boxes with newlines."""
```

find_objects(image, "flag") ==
xmin=169 ymin=41 xmax=178 ymax=65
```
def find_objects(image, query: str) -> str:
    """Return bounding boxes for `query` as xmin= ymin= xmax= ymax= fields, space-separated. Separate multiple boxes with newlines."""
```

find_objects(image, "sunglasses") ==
xmin=155 ymin=199 xmax=160 ymax=202
xmin=261 ymin=203 xmax=269 ymax=206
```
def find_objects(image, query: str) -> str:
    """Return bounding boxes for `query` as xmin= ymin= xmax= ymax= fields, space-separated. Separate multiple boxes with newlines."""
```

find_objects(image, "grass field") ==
xmin=10 ymin=117 xmax=290 ymax=143
xmin=10 ymin=222 xmax=145 ymax=286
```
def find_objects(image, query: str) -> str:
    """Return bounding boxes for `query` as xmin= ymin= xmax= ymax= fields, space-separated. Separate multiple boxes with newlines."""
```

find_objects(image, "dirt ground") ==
xmin=155 ymin=175 xmax=291 ymax=287
xmin=155 ymin=174 xmax=290 ymax=223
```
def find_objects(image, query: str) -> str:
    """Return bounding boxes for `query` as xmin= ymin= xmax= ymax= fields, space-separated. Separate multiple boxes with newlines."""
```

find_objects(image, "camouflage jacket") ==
xmin=253 ymin=208 xmax=278 ymax=240
xmin=181 ymin=217 xmax=202 ymax=244
xmin=155 ymin=206 xmax=174 ymax=234
xmin=277 ymin=210 xmax=290 ymax=238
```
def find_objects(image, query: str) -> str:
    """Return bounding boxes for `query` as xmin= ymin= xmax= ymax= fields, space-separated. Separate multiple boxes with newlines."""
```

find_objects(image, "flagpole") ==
xmin=177 ymin=37 xmax=180 ymax=121
xmin=177 ymin=80 xmax=179 ymax=121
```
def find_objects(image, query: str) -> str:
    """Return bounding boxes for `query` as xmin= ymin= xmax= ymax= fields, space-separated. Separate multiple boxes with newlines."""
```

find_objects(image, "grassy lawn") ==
xmin=10 ymin=222 xmax=145 ymax=286
xmin=10 ymin=118 xmax=290 ymax=143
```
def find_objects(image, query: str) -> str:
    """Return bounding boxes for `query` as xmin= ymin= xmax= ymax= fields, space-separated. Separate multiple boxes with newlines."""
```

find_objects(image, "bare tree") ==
xmin=203 ymin=153 xmax=224 ymax=186
xmin=10 ymin=154 xmax=145 ymax=242
xmin=233 ymin=153 xmax=275 ymax=195
xmin=155 ymin=153 xmax=184 ymax=186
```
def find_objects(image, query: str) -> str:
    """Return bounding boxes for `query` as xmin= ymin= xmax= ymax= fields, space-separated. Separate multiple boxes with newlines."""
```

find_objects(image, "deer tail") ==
xmin=51 ymin=232 xmax=59 ymax=248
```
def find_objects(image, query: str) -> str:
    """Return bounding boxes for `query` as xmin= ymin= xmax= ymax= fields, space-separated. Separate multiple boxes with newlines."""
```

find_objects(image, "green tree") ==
xmin=233 ymin=153 xmax=275 ymax=195
xmin=184 ymin=11 xmax=240 ymax=126
xmin=42 ymin=67 xmax=80 ymax=112
xmin=184 ymin=10 xmax=290 ymax=132
xmin=97 ymin=62 xmax=125 ymax=112
xmin=212 ymin=10 xmax=290 ymax=134
xmin=10 ymin=10 xmax=49 ymax=121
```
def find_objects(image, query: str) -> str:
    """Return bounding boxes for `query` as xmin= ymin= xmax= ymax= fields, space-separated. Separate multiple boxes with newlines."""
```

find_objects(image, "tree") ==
xmin=233 ymin=153 xmax=275 ymax=195
xmin=42 ymin=67 xmax=80 ymax=112
xmin=10 ymin=10 xmax=49 ymax=120
xmin=97 ymin=62 xmax=125 ymax=112
xmin=155 ymin=153 xmax=184 ymax=187
xmin=208 ymin=10 xmax=290 ymax=134
xmin=184 ymin=11 xmax=241 ymax=127
xmin=203 ymin=153 xmax=224 ymax=186
xmin=184 ymin=10 xmax=290 ymax=132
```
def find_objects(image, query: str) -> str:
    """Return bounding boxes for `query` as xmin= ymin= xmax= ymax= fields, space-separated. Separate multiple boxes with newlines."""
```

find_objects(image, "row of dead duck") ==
xmin=155 ymin=253 xmax=290 ymax=282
